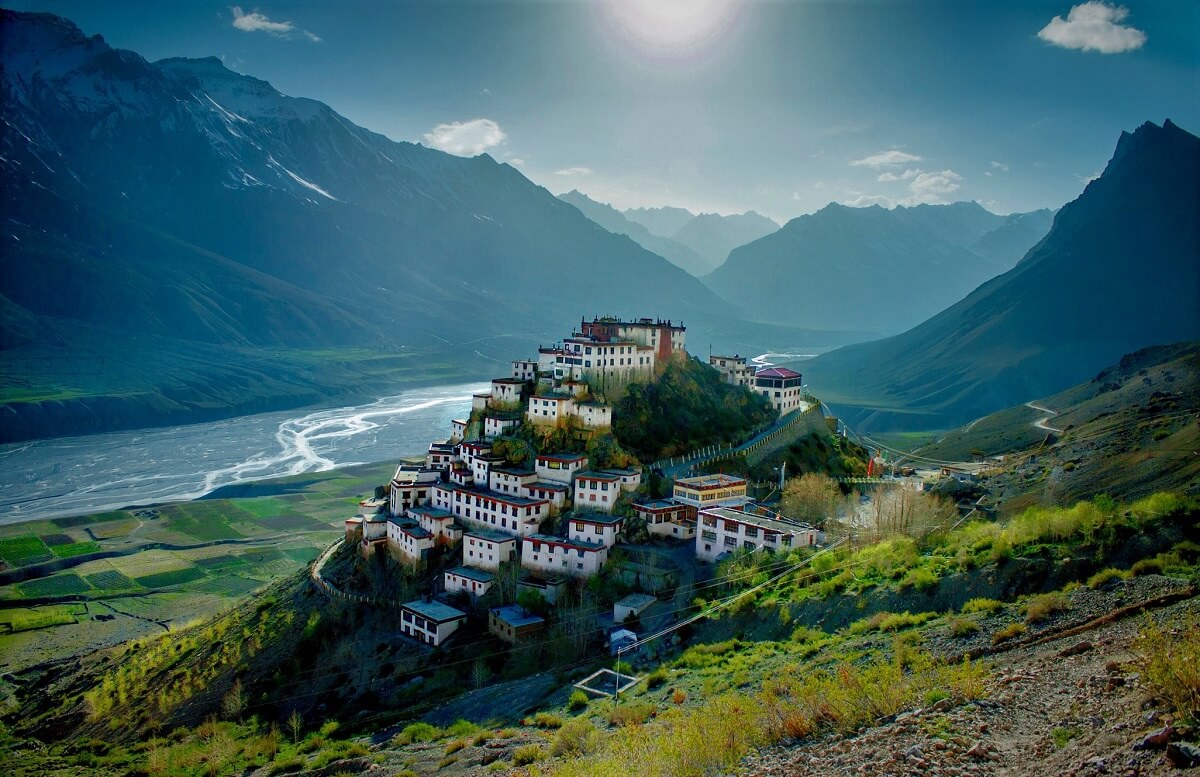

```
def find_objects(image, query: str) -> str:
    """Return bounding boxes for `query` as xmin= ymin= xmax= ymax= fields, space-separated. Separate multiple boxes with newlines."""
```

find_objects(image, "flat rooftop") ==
xmin=674 ymin=473 xmax=747 ymax=489
xmin=700 ymin=506 xmax=816 ymax=535
xmin=446 ymin=566 xmax=495 ymax=583
xmin=465 ymin=529 xmax=517 ymax=543
xmin=572 ymin=512 xmax=624 ymax=525
xmin=402 ymin=598 xmax=467 ymax=623
xmin=491 ymin=605 xmax=545 ymax=628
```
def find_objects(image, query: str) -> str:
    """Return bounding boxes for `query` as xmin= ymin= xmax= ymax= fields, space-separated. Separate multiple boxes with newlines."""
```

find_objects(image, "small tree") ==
xmin=222 ymin=679 xmax=246 ymax=721
xmin=781 ymin=472 xmax=845 ymax=524
xmin=287 ymin=709 xmax=303 ymax=744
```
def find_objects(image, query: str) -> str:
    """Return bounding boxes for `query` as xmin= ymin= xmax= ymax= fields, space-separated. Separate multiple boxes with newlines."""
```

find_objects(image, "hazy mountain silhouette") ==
xmin=807 ymin=120 xmax=1200 ymax=431
xmin=557 ymin=190 xmax=718 ymax=276
xmin=706 ymin=201 xmax=1051 ymax=335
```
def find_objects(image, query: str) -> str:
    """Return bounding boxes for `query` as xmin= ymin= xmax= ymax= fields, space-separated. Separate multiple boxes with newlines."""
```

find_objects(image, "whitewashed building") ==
xmin=672 ymin=473 xmax=749 ymax=508
xmin=709 ymin=354 xmax=755 ymax=388
xmin=568 ymin=512 xmax=624 ymax=548
xmin=407 ymin=505 xmax=463 ymax=547
xmin=535 ymin=452 xmax=589 ymax=485
xmin=634 ymin=499 xmax=696 ymax=540
xmin=754 ymin=366 xmax=805 ymax=414
xmin=489 ymin=467 xmax=538 ymax=497
xmin=573 ymin=471 xmax=622 ymax=513
xmin=695 ymin=506 xmax=819 ymax=563
xmin=387 ymin=518 xmax=435 ymax=563
xmin=463 ymin=530 xmax=517 ymax=571
xmin=389 ymin=465 xmax=440 ymax=517
xmin=521 ymin=534 xmax=609 ymax=578
xmin=444 ymin=566 xmax=495 ymax=600
xmin=399 ymin=599 xmax=467 ymax=647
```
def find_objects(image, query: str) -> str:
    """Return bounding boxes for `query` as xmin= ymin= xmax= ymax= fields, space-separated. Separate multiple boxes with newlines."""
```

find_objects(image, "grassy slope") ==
xmin=917 ymin=342 xmax=1200 ymax=507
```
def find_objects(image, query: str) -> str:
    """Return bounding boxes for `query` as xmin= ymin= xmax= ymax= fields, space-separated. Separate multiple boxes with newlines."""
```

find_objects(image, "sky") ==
xmin=8 ymin=0 xmax=1198 ymax=223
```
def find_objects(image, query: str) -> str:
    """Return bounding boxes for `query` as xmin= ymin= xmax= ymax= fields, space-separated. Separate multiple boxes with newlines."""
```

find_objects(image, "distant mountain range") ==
xmin=706 ymin=201 xmax=1055 ymax=335
xmin=808 ymin=119 xmax=1200 ymax=431
xmin=561 ymin=193 xmax=780 ymax=275
xmin=557 ymin=190 xmax=717 ymax=276
xmin=670 ymin=210 xmax=780 ymax=270
xmin=623 ymin=204 xmax=697 ymax=239
xmin=2 ymin=10 xmax=854 ymax=441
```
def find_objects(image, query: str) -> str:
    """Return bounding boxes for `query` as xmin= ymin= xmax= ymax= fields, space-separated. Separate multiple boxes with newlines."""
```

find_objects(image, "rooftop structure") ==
xmin=672 ymin=473 xmax=749 ymax=508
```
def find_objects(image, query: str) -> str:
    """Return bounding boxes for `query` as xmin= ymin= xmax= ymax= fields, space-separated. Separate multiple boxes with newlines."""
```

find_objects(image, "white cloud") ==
xmin=423 ymin=118 xmax=507 ymax=156
xmin=553 ymin=167 xmax=593 ymax=177
xmin=850 ymin=149 xmax=923 ymax=168
xmin=878 ymin=168 xmax=920 ymax=182
xmin=231 ymin=7 xmax=320 ymax=41
xmin=843 ymin=168 xmax=963 ymax=208
xmin=507 ymin=157 xmax=526 ymax=167
xmin=1037 ymin=2 xmax=1146 ymax=54
xmin=1077 ymin=170 xmax=1102 ymax=185
xmin=908 ymin=169 xmax=962 ymax=203
xmin=990 ymin=161 xmax=1009 ymax=171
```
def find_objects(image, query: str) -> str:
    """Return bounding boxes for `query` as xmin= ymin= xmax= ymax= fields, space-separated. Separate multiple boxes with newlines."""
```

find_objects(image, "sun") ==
xmin=600 ymin=0 xmax=740 ymax=57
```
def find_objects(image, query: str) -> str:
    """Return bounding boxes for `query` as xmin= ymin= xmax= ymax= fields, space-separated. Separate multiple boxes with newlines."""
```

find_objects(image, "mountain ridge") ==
xmin=808 ymin=119 xmax=1200 ymax=431
xmin=705 ymin=200 xmax=1054 ymax=335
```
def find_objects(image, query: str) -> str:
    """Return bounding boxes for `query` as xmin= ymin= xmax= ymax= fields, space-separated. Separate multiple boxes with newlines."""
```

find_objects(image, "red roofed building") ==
xmin=754 ymin=366 xmax=805 ymax=414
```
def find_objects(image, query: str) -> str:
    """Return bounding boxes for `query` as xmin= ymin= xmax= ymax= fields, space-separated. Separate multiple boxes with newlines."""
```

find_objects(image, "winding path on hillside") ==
xmin=1026 ymin=401 xmax=1063 ymax=434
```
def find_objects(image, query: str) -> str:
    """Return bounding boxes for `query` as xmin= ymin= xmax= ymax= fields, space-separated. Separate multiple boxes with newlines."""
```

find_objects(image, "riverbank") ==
xmin=0 ymin=459 xmax=393 ymax=679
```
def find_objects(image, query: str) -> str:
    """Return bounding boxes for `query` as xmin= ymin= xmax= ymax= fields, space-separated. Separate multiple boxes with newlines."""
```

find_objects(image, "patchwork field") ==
xmin=0 ymin=460 xmax=393 ymax=673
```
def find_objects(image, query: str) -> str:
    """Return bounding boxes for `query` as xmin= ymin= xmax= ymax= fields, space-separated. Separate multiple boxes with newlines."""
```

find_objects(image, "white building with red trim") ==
xmin=568 ymin=512 xmax=624 ymax=548
xmin=521 ymin=533 xmax=609 ymax=578
xmin=535 ymin=452 xmax=588 ymax=485
xmin=695 ymin=506 xmax=819 ymax=563
xmin=754 ymin=366 xmax=805 ymax=414
xmin=444 ymin=566 xmax=495 ymax=600
xmin=573 ymin=471 xmax=622 ymax=513
xmin=634 ymin=499 xmax=696 ymax=540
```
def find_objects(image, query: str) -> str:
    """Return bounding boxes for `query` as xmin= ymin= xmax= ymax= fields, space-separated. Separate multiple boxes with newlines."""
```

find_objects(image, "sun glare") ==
xmin=601 ymin=0 xmax=740 ymax=57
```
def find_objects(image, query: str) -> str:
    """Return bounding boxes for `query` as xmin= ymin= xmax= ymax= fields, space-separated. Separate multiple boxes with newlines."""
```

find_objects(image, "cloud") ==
xmin=878 ymin=168 xmax=921 ymax=182
xmin=850 ymin=150 xmax=923 ymax=168
xmin=553 ymin=167 xmax=593 ymax=177
xmin=1037 ymin=2 xmax=1146 ymax=53
xmin=1077 ymin=170 xmax=1102 ymax=185
xmin=908 ymin=169 xmax=962 ymax=202
xmin=990 ymin=161 xmax=1009 ymax=171
xmin=843 ymin=168 xmax=963 ymax=208
xmin=231 ymin=7 xmax=320 ymax=41
xmin=507 ymin=157 xmax=526 ymax=167
xmin=423 ymin=118 xmax=507 ymax=156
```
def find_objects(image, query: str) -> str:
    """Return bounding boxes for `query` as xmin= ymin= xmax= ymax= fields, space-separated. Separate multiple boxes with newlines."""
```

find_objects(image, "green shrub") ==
xmin=1023 ymin=592 xmax=1068 ymax=623
xmin=511 ymin=744 xmax=544 ymax=766
xmin=900 ymin=567 xmax=939 ymax=591
xmin=948 ymin=617 xmax=980 ymax=638
xmin=437 ymin=754 xmax=459 ymax=769
xmin=1130 ymin=557 xmax=1164 ymax=576
xmin=446 ymin=719 xmax=480 ymax=738
xmin=1152 ymin=428 xmax=1170 ymax=441
xmin=1132 ymin=614 xmax=1200 ymax=722
xmin=645 ymin=666 xmax=669 ymax=690
xmin=1052 ymin=726 xmax=1081 ymax=748
xmin=393 ymin=722 xmax=442 ymax=745
xmin=607 ymin=702 xmax=656 ymax=727
xmin=269 ymin=755 xmax=305 ymax=775
xmin=1087 ymin=567 xmax=1129 ymax=588
xmin=532 ymin=712 xmax=563 ymax=729
xmin=444 ymin=739 xmax=466 ymax=755
xmin=568 ymin=690 xmax=589 ymax=712
xmin=992 ymin=623 xmax=1026 ymax=645
xmin=485 ymin=761 xmax=508 ymax=773
xmin=848 ymin=611 xmax=934 ymax=635
xmin=961 ymin=598 xmax=1003 ymax=615
xmin=551 ymin=717 xmax=599 ymax=757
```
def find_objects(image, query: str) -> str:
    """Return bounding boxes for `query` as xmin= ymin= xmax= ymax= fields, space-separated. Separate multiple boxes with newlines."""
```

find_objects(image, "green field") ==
xmin=0 ymin=535 xmax=53 ymax=567
xmin=50 ymin=541 xmax=102 ymax=558
xmin=134 ymin=566 xmax=207 ymax=588
xmin=0 ymin=606 xmax=82 ymax=633
xmin=84 ymin=570 xmax=139 ymax=592
xmin=18 ymin=574 xmax=92 ymax=598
